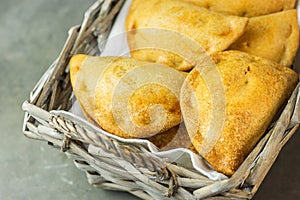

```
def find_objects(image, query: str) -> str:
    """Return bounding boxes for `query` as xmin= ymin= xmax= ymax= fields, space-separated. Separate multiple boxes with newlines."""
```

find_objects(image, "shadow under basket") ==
xmin=22 ymin=0 xmax=300 ymax=199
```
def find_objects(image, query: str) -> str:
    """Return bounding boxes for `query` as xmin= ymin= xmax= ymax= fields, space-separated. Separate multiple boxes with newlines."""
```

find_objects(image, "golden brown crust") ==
xmin=70 ymin=54 xmax=97 ymax=125
xmin=94 ymin=57 xmax=185 ymax=138
xmin=129 ymin=84 xmax=181 ymax=128
xmin=229 ymin=10 xmax=299 ymax=67
xmin=70 ymin=55 xmax=118 ymax=125
xmin=148 ymin=123 xmax=197 ymax=153
xmin=182 ymin=51 xmax=298 ymax=176
xmin=184 ymin=0 xmax=296 ymax=17
xmin=70 ymin=54 xmax=87 ymax=88
xmin=126 ymin=0 xmax=248 ymax=71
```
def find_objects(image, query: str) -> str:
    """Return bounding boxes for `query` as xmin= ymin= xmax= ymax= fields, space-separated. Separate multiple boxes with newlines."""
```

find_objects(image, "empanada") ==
xmin=229 ymin=9 xmax=299 ymax=67
xmin=70 ymin=54 xmax=115 ymax=124
xmin=184 ymin=0 xmax=296 ymax=17
xmin=126 ymin=0 xmax=248 ymax=71
xmin=148 ymin=123 xmax=196 ymax=152
xmin=181 ymin=51 xmax=298 ymax=176
xmin=93 ymin=57 xmax=186 ymax=138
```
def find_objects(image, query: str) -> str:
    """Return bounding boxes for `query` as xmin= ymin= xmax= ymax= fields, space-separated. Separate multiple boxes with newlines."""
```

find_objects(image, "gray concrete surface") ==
xmin=0 ymin=0 xmax=299 ymax=199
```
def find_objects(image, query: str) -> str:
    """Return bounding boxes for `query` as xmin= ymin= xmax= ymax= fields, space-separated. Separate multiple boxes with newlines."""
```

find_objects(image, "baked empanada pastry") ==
xmin=126 ymin=0 xmax=248 ymax=71
xmin=70 ymin=54 xmax=115 ymax=124
xmin=148 ymin=123 xmax=196 ymax=152
xmin=184 ymin=0 xmax=296 ymax=17
xmin=229 ymin=9 xmax=299 ymax=67
xmin=181 ymin=51 xmax=298 ymax=176
xmin=93 ymin=56 xmax=186 ymax=138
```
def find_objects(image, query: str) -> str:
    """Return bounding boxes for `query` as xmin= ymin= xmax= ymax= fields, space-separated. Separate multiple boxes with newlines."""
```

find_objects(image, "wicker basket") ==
xmin=22 ymin=0 xmax=300 ymax=199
